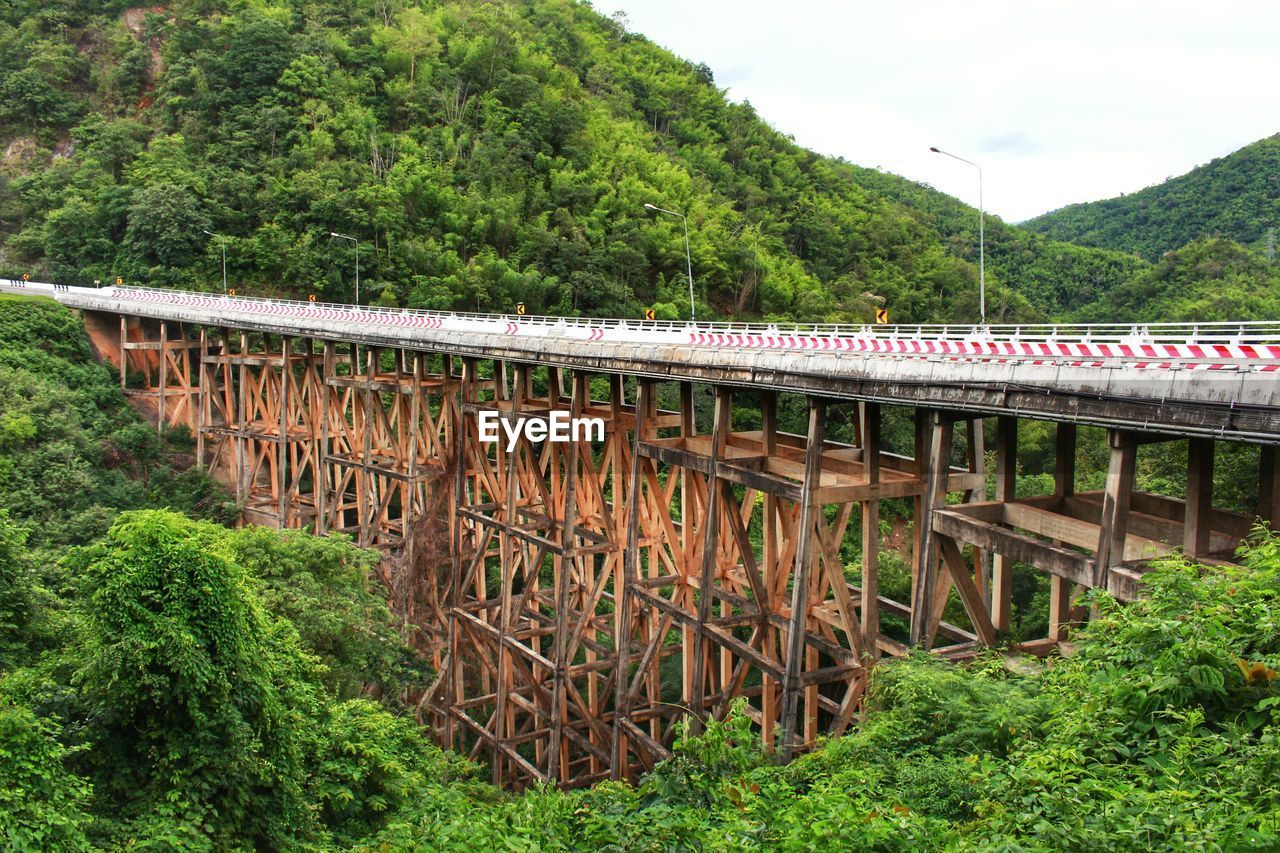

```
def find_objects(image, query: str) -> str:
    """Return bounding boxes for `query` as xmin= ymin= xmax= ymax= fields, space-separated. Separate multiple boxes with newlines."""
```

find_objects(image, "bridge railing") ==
xmin=93 ymin=284 xmax=1280 ymax=346
xmin=12 ymin=278 xmax=1280 ymax=347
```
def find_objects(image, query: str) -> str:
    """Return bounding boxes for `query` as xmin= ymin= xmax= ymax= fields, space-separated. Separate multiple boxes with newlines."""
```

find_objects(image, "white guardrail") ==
xmin=6 ymin=279 xmax=1280 ymax=369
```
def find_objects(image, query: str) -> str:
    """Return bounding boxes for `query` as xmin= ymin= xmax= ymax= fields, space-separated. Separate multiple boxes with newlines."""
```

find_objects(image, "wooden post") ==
xmin=548 ymin=370 xmax=582 ymax=783
xmin=910 ymin=411 xmax=953 ymax=648
xmin=237 ymin=332 xmax=249 ymax=505
xmin=690 ymin=387 xmax=731 ymax=733
xmin=157 ymin=322 xmax=168 ymax=432
xmin=965 ymin=417 xmax=988 ymax=602
xmin=1094 ymin=430 xmax=1137 ymax=588
xmin=679 ymin=382 xmax=696 ymax=705
xmin=118 ymin=316 xmax=128 ymax=389
xmin=760 ymin=389 xmax=779 ymax=748
xmin=779 ymin=396 xmax=825 ymax=759
xmin=1183 ymin=438 xmax=1214 ymax=558
xmin=405 ymin=351 xmax=422 ymax=576
xmin=317 ymin=342 xmax=334 ymax=535
xmin=277 ymin=337 xmax=290 ymax=525
xmin=911 ymin=407 xmax=928 ymax=596
xmin=1048 ymin=423 xmax=1077 ymax=640
xmin=196 ymin=328 xmax=208 ymax=468
xmin=1261 ymin=446 xmax=1280 ymax=530
xmin=860 ymin=401 xmax=881 ymax=661
xmin=990 ymin=416 xmax=1017 ymax=631
xmin=614 ymin=378 xmax=652 ymax=778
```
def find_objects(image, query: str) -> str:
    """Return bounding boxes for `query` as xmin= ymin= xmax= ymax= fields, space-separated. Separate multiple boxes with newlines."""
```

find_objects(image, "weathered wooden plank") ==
xmin=933 ymin=509 xmax=1094 ymax=586
xmin=1095 ymin=430 xmax=1137 ymax=587
xmin=991 ymin=415 xmax=1017 ymax=631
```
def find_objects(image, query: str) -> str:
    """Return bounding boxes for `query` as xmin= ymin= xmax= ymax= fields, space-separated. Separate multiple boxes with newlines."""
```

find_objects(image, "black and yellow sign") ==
xmin=21 ymin=274 xmax=29 ymax=281
xmin=309 ymin=294 xmax=317 ymax=302
xmin=229 ymin=289 xmax=237 ymax=296
xmin=115 ymin=277 xmax=123 ymax=285
xmin=516 ymin=302 xmax=527 ymax=316
xmin=644 ymin=308 xmax=655 ymax=321
xmin=875 ymin=308 xmax=889 ymax=324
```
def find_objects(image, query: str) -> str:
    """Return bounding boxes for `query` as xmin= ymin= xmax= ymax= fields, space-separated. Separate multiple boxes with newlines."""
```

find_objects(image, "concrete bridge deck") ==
xmin=10 ymin=279 xmax=1280 ymax=441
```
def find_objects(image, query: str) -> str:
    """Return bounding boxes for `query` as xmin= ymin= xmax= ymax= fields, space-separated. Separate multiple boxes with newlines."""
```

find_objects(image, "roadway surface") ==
xmin=6 ymin=279 xmax=1280 ymax=442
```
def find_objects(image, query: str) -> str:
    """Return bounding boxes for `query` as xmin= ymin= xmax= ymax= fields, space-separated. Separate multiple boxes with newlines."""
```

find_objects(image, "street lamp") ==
xmin=644 ymin=202 xmax=696 ymax=321
xmin=202 ymin=230 xmax=227 ymax=295
xmin=930 ymin=146 xmax=986 ymax=325
xmin=330 ymin=232 xmax=359 ymax=304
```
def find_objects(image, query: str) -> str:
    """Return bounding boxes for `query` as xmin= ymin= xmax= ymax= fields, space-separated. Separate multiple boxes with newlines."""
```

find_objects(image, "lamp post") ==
xmin=644 ymin=202 xmax=696 ymax=321
xmin=930 ymin=146 xmax=985 ymax=325
xmin=330 ymin=232 xmax=359 ymax=304
xmin=202 ymin=230 xmax=227 ymax=295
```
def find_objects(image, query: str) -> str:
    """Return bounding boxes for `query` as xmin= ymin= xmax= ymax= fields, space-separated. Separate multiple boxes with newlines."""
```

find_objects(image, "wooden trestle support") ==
xmin=96 ymin=315 xmax=1280 ymax=788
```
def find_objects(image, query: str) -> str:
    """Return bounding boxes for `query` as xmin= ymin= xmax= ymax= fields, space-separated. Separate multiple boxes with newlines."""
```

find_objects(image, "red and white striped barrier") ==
xmin=19 ymin=284 xmax=1280 ymax=373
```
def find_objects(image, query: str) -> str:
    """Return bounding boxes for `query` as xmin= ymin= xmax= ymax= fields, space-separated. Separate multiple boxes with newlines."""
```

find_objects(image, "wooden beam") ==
xmin=938 ymin=537 xmax=997 ymax=646
xmin=1047 ymin=422 xmax=1078 ymax=640
xmin=1261 ymin=446 xmax=1280 ymax=531
xmin=1184 ymin=437 xmax=1214 ymax=558
xmin=933 ymin=509 xmax=1094 ymax=586
xmin=1094 ymin=430 xmax=1137 ymax=587
xmin=910 ymin=411 xmax=953 ymax=648
xmin=1002 ymin=502 xmax=1171 ymax=561
xmin=860 ymin=401 xmax=880 ymax=662
xmin=991 ymin=415 xmax=1016 ymax=631
xmin=780 ymin=396 xmax=825 ymax=759
xmin=690 ymin=387 xmax=731 ymax=730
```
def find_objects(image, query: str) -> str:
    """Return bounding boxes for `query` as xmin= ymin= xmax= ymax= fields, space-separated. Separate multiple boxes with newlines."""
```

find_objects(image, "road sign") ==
xmin=516 ymin=302 xmax=526 ymax=316
xmin=645 ymin=308 xmax=655 ymax=321
xmin=875 ymin=308 xmax=889 ymax=324
xmin=309 ymin=294 xmax=317 ymax=302
xmin=22 ymin=274 xmax=29 ymax=281
xmin=229 ymin=289 xmax=236 ymax=296
xmin=115 ymin=277 xmax=123 ymax=285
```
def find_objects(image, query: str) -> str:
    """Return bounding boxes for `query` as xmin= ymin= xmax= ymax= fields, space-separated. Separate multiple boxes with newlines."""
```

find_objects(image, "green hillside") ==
xmin=0 ymin=0 xmax=1146 ymax=324
xmin=847 ymin=165 xmax=1146 ymax=319
xmin=1024 ymin=134 xmax=1280 ymax=261
xmin=1075 ymin=236 xmax=1280 ymax=323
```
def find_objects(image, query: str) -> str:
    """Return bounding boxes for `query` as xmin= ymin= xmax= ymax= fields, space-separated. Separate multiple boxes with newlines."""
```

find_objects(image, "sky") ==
xmin=594 ymin=1 xmax=1280 ymax=222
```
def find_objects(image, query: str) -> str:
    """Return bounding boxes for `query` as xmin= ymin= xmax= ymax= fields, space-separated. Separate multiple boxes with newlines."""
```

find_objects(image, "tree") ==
xmin=74 ymin=510 xmax=317 ymax=847
xmin=123 ymin=183 xmax=210 ymax=269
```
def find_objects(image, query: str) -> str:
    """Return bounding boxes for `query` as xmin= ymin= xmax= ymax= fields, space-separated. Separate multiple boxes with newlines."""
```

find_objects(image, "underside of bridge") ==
xmin=88 ymin=312 xmax=1280 ymax=788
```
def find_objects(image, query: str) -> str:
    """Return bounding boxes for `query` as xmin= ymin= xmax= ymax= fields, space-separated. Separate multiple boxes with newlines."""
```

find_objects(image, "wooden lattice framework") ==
xmin=196 ymin=330 xmax=321 ymax=529
xmin=91 ymin=314 xmax=1280 ymax=788
xmin=119 ymin=316 xmax=200 ymax=432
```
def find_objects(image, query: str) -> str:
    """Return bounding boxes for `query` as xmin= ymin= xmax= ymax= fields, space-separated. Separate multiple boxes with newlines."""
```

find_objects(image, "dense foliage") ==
xmin=0 ymin=294 xmax=232 ymax=552
xmin=4 ymin=502 xmax=1279 ymax=848
xmin=0 ymin=510 xmax=459 ymax=848
xmin=1026 ymin=133 xmax=1280 ymax=261
xmin=1075 ymin=236 xmax=1280 ymax=323
xmin=0 ymin=0 xmax=1156 ymax=325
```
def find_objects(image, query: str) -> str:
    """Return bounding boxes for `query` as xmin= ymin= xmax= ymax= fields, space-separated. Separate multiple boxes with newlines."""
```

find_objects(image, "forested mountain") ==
xmin=0 ymin=0 xmax=1147 ymax=324
xmin=1025 ymin=134 xmax=1280 ymax=261
xmin=2 ymin=3 xmax=1280 ymax=844
xmin=847 ymin=165 xmax=1146 ymax=319
xmin=1074 ymin=236 xmax=1280 ymax=323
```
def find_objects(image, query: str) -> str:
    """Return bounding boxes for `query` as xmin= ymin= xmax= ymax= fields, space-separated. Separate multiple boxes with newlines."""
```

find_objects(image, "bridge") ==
xmin=8 ymin=277 xmax=1280 ymax=787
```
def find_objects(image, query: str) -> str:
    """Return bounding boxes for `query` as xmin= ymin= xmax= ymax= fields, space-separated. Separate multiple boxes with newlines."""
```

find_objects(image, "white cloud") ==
xmin=596 ymin=1 xmax=1280 ymax=220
